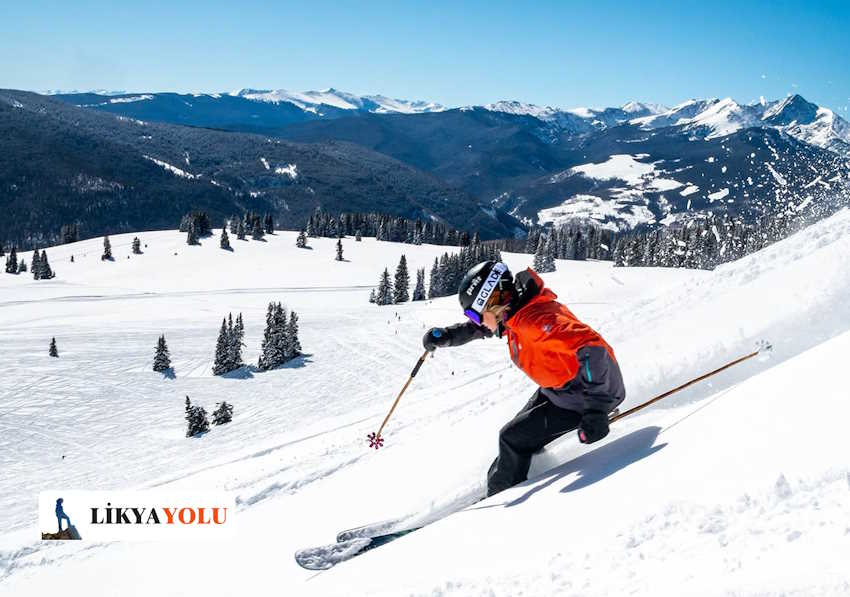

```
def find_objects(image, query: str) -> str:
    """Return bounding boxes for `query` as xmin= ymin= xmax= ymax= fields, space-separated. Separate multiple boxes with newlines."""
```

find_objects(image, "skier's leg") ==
xmin=487 ymin=390 xmax=581 ymax=496
xmin=57 ymin=516 xmax=62 ymax=532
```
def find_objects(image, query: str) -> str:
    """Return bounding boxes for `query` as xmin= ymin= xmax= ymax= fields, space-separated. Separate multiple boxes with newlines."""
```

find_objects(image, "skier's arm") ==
xmin=423 ymin=321 xmax=492 ymax=351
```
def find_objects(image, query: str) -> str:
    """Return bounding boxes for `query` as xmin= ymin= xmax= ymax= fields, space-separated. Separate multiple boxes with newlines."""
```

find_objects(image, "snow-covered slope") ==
xmin=2 ymin=209 xmax=850 ymax=596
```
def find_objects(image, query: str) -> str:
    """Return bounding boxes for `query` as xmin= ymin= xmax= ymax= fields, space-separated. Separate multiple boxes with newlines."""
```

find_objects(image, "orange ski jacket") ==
xmin=504 ymin=269 xmax=616 ymax=389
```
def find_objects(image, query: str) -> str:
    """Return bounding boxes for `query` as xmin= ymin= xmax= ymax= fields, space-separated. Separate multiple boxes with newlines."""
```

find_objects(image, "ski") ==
xmin=295 ymin=528 xmax=419 ymax=570
xmin=298 ymin=408 xmax=626 ymax=570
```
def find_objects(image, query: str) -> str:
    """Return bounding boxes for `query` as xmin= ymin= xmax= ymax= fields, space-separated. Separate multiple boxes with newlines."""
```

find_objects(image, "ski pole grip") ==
xmin=410 ymin=350 xmax=429 ymax=377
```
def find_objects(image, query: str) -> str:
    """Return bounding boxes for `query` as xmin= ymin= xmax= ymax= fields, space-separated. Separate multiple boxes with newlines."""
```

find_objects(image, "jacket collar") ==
xmin=502 ymin=268 xmax=556 ymax=332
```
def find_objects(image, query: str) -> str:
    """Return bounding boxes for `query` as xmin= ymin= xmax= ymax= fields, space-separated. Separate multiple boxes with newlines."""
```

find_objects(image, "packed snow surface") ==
xmin=2 ymin=210 xmax=850 ymax=596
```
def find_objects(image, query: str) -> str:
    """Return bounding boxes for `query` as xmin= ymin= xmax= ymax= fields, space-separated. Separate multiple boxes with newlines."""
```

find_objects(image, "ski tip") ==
xmin=295 ymin=537 xmax=373 ymax=571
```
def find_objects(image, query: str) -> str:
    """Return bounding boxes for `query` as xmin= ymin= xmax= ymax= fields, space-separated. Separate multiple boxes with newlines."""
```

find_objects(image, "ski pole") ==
xmin=610 ymin=340 xmax=772 ymax=424
xmin=368 ymin=350 xmax=431 ymax=449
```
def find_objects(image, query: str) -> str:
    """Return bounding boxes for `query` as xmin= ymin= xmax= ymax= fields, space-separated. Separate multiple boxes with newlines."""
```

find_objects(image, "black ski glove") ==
xmin=578 ymin=410 xmax=609 ymax=444
xmin=423 ymin=327 xmax=451 ymax=352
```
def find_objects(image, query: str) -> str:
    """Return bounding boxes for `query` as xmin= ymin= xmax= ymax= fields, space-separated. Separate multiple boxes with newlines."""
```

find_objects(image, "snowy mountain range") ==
xmin=5 ymin=87 xmax=850 ymax=248
xmin=229 ymin=87 xmax=444 ymax=115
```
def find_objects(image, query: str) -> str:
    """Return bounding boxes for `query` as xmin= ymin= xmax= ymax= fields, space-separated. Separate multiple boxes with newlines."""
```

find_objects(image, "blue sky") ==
xmin=3 ymin=0 xmax=848 ymax=113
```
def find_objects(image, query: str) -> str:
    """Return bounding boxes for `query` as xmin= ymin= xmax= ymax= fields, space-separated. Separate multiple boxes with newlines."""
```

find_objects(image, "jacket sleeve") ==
xmin=445 ymin=321 xmax=492 ymax=346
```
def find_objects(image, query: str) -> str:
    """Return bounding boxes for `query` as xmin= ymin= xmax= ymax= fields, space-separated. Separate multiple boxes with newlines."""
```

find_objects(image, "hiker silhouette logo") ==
xmin=41 ymin=497 xmax=81 ymax=540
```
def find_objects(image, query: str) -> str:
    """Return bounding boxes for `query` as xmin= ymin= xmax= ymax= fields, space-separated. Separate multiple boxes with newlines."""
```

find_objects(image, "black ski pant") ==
xmin=486 ymin=390 xmax=582 ymax=497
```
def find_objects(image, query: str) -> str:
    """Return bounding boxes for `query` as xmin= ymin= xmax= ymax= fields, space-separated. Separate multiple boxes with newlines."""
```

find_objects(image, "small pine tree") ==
xmin=232 ymin=313 xmax=245 ymax=369
xmin=532 ymin=236 xmax=548 ymax=272
xmin=286 ymin=310 xmax=301 ymax=357
xmin=264 ymin=214 xmax=274 ymax=234
xmin=237 ymin=221 xmax=246 ymax=240
xmin=31 ymin=250 xmax=42 ymax=279
xmin=185 ymin=399 xmax=210 ymax=437
xmin=356 ymin=229 xmax=362 ymax=242
xmin=5 ymin=247 xmax=17 ymax=274
xmin=212 ymin=401 xmax=233 ymax=425
xmin=428 ymin=257 xmax=440 ymax=299
xmin=102 ymin=236 xmax=112 ymax=261
xmin=49 ymin=337 xmax=58 ymax=357
xmin=229 ymin=216 xmax=238 ymax=234
xmin=17 ymin=259 xmax=26 ymax=273
xmin=212 ymin=318 xmax=230 ymax=375
xmin=335 ymin=238 xmax=344 ymax=261
xmin=258 ymin=302 xmax=279 ymax=371
xmin=251 ymin=218 xmax=264 ymax=240
xmin=541 ymin=234 xmax=557 ymax=273
xmin=296 ymin=229 xmax=308 ymax=248
xmin=187 ymin=222 xmax=200 ymax=245
xmin=369 ymin=288 xmax=376 ymax=303
xmin=412 ymin=268 xmax=426 ymax=301
xmin=39 ymin=252 xmax=54 ymax=279
xmin=393 ymin=255 xmax=410 ymax=303
xmin=273 ymin=303 xmax=288 ymax=361
xmin=220 ymin=227 xmax=231 ymax=250
xmin=153 ymin=334 xmax=171 ymax=372
xmin=375 ymin=268 xmax=392 ymax=305
xmin=132 ymin=237 xmax=142 ymax=254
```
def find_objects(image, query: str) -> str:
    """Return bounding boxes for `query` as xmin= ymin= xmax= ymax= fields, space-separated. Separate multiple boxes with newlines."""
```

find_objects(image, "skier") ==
xmin=423 ymin=261 xmax=625 ymax=497
xmin=55 ymin=497 xmax=71 ymax=532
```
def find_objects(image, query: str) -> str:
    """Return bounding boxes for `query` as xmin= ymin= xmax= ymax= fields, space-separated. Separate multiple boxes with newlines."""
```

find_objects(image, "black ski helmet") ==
xmin=458 ymin=261 xmax=514 ymax=315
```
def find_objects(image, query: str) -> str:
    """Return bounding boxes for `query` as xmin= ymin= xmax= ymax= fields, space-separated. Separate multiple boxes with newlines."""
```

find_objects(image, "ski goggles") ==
xmin=464 ymin=308 xmax=483 ymax=325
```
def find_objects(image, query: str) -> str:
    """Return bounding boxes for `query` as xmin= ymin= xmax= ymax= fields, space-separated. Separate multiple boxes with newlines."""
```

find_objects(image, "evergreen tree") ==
xmin=296 ymin=229 xmax=308 ymax=248
xmin=229 ymin=216 xmax=239 ymax=234
xmin=212 ymin=318 xmax=230 ymax=375
xmin=232 ymin=313 xmax=245 ymax=369
xmin=264 ymin=214 xmax=274 ymax=234
xmin=251 ymin=217 xmax=264 ymax=240
xmin=428 ymin=258 xmax=441 ymax=299
xmin=17 ymin=259 xmax=26 ymax=273
xmin=540 ymin=235 xmax=557 ymax=272
xmin=102 ymin=236 xmax=112 ymax=261
xmin=132 ymin=237 xmax=142 ymax=254
xmin=153 ymin=334 xmax=171 ymax=372
xmin=375 ymin=268 xmax=392 ymax=305
xmin=49 ymin=337 xmax=58 ymax=357
xmin=31 ymin=250 xmax=42 ymax=279
xmin=393 ymin=255 xmax=410 ymax=303
xmin=532 ymin=236 xmax=547 ymax=271
xmin=258 ymin=303 xmax=280 ymax=370
xmin=5 ymin=247 xmax=17 ymax=274
xmin=336 ymin=238 xmax=344 ymax=261
xmin=237 ymin=221 xmax=246 ymax=240
xmin=220 ymin=227 xmax=231 ymax=250
xmin=286 ymin=310 xmax=302 ymax=357
xmin=39 ymin=252 xmax=54 ymax=279
xmin=187 ymin=222 xmax=200 ymax=245
xmin=355 ymin=229 xmax=362 ymax=242
xmin=412 ymin=268 xmax=426 ymax=301
xmin=273 ymin=303 xmax=289 ymax=361
xmin=369 ymin=288 xmax=376 ymax=303
xmin=212 ymin=401 xmax=233 ymax=426
xmin=185 ymin=398 xmax=209 ymax=437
